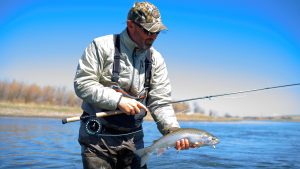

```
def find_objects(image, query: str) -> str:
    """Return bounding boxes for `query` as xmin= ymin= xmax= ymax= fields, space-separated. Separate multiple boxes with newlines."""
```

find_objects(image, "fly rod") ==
xmin=62 ymin=83 xmax=300 ymax=124
xmin=159 ymin=83 xmax=300 ymax=106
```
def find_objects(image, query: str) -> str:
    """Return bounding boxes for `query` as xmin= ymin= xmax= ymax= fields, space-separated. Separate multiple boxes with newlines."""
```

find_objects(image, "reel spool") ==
xmin=85 ymin=118 xmax=102 ymax=135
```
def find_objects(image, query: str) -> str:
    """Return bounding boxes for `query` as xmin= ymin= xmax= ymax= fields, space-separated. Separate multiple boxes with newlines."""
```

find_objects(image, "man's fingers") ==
xmin=184 ymin=139 xmax=190 ymax=149
xmin=137 ymin=102 xmax=149 ymax=112
xmin=124 ymin=105 xmax=133 ymax=115
xmin=180 ymin=139 xmax=186 ymax=149
xmin=126 ymin=103 xmax=136 ymax=115
xmin=176 ymin=140 xmax=181 ymax=150
xmin=133 ymin=105 xmax=140 ymax=114
xmin=118 ymin=97 xmax=149 ymax=115
xmin=175 ymin=139 xmax=191 ymax=150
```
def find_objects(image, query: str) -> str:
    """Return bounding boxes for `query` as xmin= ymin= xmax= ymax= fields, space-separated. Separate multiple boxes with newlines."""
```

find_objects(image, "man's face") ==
xmin=129 ymin=21 xmax=159 ymax=50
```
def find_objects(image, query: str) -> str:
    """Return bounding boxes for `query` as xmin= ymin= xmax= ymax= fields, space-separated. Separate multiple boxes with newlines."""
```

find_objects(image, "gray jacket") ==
xmin=74 ymin=29 xmax=179 ymax=134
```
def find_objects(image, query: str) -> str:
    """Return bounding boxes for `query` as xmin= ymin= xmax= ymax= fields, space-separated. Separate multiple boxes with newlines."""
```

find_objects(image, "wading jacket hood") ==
xmin=74 ymin=29 xmax=179 ymax=134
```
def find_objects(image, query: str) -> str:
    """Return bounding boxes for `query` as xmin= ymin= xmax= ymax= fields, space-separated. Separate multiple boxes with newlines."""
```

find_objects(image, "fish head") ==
xmin=192 ymin=134 xmax=220 ymax=148
xmin=210 ymin=136 xmax=220 ymax=145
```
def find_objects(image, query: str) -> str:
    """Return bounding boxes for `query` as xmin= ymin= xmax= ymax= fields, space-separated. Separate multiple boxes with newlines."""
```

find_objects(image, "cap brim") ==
xmin=140 ymin=22 xmax=167 ymax=33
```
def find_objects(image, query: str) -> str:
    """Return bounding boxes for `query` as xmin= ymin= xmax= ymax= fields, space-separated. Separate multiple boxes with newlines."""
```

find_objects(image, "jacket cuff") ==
xmin=105 ymin=91 xmax=122 ymax=110
xmin=116 ymin=95 xmax=123 ymax=107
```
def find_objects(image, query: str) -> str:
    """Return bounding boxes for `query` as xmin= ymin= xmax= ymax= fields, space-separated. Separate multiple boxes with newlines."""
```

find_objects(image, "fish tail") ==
xmin=135 ymin=146 xmax=152 ymax=167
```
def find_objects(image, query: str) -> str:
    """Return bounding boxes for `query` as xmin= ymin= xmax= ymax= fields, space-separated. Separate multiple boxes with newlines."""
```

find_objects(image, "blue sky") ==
xmin=1 ymin=0 xmax=299 ymax=116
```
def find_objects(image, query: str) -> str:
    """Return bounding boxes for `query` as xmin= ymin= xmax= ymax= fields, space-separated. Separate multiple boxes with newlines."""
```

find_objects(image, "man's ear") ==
xmin=127 ymin=20 xmax=134 ymax=29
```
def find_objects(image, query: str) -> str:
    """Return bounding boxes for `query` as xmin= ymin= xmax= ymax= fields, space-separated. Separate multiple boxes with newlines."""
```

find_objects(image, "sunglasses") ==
xmin=134 ymin=22 xmax=160 ymax=36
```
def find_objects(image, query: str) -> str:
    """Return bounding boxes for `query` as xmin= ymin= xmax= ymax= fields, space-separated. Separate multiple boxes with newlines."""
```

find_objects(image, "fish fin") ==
xmin=152 ymin=139 xmax=159 ymax=144
xmin=135 ymin=147 xmax=152 ymax=167
xmin=193 ymin=141 xmax=206 ymax=148
xmin=156 ymin=148 xmax=166 ymax=156
xmin=175 ymin=150 xmax=180 ymax=159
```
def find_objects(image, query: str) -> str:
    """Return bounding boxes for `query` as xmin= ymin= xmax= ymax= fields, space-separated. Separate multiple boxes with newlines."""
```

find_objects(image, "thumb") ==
xmin=137 ymin=102 xmax=149 ymax=112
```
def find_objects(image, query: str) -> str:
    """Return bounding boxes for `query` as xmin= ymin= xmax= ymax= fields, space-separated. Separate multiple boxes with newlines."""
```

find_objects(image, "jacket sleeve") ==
xmin=146 ymin=50 xmax=180 ymax=135
xmin=74 ymin=40 xmax=122 ymax=110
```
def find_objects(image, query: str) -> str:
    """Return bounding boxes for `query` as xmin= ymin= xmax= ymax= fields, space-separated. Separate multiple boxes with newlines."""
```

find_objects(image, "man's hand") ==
xmin=175 ymin=138 xmax=197 ymax=150
xmin=117 ymin=97 xmax=148 ymax=115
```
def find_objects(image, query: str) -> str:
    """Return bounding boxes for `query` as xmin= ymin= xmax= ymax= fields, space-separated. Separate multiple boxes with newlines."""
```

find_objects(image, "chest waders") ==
xmin=84 ymin=34 xmax=152 ymax=135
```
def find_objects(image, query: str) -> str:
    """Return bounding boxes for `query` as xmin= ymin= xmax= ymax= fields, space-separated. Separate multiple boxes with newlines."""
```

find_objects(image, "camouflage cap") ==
xmin=127 ymin=1 xmax=167 ymax=33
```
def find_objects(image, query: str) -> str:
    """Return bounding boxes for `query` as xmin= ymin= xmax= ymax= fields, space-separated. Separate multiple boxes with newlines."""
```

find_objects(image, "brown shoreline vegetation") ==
xmin=0 ymin=101 xmax=236 ymax=121
xmin=1 ymin=101 xmax=299 ymax=122
xmin=0 ymin=101 xmax=82 ymax=118
xmin=0 ymin=79 xmax=239 ymax=122
xmin=2 ymin=80 xmax=299 ymax=122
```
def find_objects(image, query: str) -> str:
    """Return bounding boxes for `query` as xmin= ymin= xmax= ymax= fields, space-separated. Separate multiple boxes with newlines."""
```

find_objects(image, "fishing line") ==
xmin=206 ymin=94 xmax=249 ymax=101
xmin=96 ymin=110 xmax=180 ymax=137
xmin=95 ymin=129 xmax=143 ymax=137
xmin=149 ymin=108 xmax=191 ymax=127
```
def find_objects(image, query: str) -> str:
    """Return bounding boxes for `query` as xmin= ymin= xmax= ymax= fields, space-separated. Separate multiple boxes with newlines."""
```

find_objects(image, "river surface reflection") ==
xmin=0 ymin=117 xmax=300 ymax=168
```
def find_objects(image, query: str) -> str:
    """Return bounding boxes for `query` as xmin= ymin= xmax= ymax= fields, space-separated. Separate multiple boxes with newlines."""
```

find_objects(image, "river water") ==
xmin=0 ymin=117 xmax=299 ymax=168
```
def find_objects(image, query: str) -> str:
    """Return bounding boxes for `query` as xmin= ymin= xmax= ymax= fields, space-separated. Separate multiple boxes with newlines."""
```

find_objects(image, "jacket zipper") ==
xmin=129 ymin=48 xmax=137 ymax=93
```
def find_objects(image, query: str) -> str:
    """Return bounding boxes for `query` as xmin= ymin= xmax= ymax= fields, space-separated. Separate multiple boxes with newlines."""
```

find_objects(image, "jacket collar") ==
xmin=120 ymin=29 xmax=139 ymax=52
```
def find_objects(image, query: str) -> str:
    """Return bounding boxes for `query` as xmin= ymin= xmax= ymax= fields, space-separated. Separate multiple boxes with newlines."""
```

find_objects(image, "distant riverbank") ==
xmin=0 ymin=102 xmax=242 ymax=122
xmin=0 ymin=102 xmax=82 ymax=118
xmin=0 ymin=102 xmax=299 ymax=122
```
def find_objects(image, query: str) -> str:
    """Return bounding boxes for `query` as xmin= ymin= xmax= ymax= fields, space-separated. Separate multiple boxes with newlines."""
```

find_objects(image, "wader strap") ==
xmin=112 ymin=34 xmax=121 ymax=83
xmin=111 ymin=34 xmax=152 ymax=88
xmin=144 ymin=50 xmax=152 ymax=88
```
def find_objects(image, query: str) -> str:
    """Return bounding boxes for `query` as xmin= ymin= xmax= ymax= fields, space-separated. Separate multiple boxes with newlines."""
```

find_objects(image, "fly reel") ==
xmin=85 ymin=118 xmax=102 ymax=135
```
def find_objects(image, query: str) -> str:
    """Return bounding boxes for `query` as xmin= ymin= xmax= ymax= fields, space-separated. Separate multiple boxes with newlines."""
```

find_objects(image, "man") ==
xmin=74 ymin=2 xmax=192 ymax=169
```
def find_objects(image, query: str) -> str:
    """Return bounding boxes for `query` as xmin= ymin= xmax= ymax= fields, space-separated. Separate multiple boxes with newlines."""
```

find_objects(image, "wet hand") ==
xmin=175 ymin=138 xmax=197 ymax=150
xmin=117 ymin=97 xmax=148 ymax=115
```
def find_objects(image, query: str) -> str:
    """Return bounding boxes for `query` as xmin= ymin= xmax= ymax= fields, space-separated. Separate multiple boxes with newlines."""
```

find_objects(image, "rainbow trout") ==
xmin=135 ymin=128 xmax=219 ymax=167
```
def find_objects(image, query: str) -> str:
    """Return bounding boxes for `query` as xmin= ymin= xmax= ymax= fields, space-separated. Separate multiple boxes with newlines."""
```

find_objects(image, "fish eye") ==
xmin=211 ymin=137 xmax=218 ymax=142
